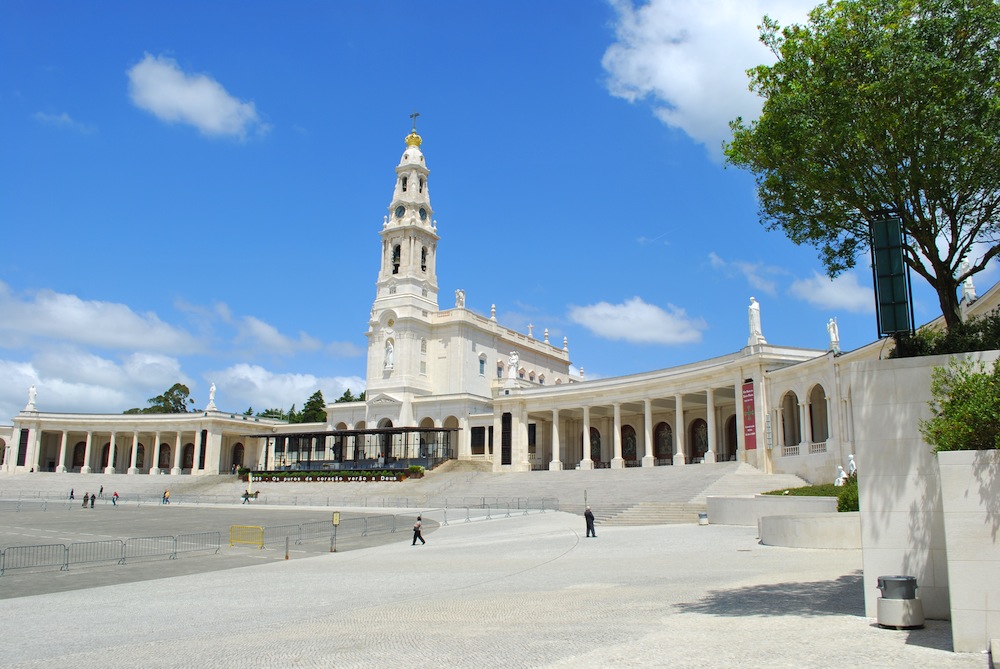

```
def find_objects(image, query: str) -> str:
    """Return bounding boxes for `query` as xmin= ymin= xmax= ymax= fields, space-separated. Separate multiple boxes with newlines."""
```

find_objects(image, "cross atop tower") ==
xmin=410 ymin=111 xmax=420 ymax=132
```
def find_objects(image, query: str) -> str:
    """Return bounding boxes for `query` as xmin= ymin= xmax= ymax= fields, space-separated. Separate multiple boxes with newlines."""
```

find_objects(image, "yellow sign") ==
xmin=332 ymin=511 xmax=341 ymax=526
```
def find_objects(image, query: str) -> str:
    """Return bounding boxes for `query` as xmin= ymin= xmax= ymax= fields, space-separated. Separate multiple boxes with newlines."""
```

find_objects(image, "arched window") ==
xmin=589 ymin=428 xmax=601 ymax=463
xmin=73 ymin=442 xmax=86 ymax=468
xmin=781 ymin=391 xmax=801 ymax=447
xmin=159 ymin=444 xmax=171 ymax=469
xmin=392 ymin=245 xmax=401 ymax=274
xmin=232 ymin=443 xmax=245 ymax=468
xmin=622 ymin=425 xmax=637 ymax=460
xmin=136 ymin=444 xmax=145 ymax=469
xmin=808 ymin=384 xmax=829 ymax=443
xmin=401 ymin=176 xmax=408 ymax=191
xmin=421 ymin=339 xmax=427 ymax=353
xmin=497 ymin=363 xmax=504 ymax=379
xmin=421 ymin=247 xmax=427 ymax=271
xmin=419 ymin=177 xmax=424 ymax=193
xmin=183 ymin=443 xmax=195 ymax=469
xmin=529 ymin=372 xmax=535 ymax=382
xmin=690 ymin=419 xmax=709 ymax=460
xmin=654 ymin=422 xmax=673 ymax=459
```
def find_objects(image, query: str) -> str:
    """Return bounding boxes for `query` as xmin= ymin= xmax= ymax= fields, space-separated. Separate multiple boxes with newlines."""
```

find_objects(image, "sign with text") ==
xmin=742 ymin=382 xmax=757 ymax=450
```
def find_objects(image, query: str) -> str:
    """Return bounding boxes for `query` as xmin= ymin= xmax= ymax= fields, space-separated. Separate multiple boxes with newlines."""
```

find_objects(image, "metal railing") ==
xmin=809 ymin=441 xmax=828 ymax=454
xmin=0 ymin=532 xmax=222 ymax=576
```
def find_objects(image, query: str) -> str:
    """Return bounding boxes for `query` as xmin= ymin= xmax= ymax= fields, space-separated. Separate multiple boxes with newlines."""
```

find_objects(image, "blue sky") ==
xmin=1 ymin=0 xmax=992 ymax=423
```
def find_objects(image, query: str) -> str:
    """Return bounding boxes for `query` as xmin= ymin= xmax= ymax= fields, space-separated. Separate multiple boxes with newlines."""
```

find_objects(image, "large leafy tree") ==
xmin=725 ymin=0 xmax=1000 ymax=331
xmin=124 ymin=383 xmax=194 ymax=414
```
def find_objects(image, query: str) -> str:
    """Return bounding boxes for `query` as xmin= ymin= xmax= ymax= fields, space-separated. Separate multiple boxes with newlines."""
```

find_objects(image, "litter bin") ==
xmin=876 ymin=575 xmax=924 ymax=629
xmin=877 ymin=575 xmax=918 ymax=600
xmin=697 ymin=512 xmax=709 ymax=526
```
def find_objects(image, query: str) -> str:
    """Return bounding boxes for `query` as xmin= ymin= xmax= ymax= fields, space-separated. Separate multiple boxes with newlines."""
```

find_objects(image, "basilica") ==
xmin=3 ymin=128 xmax=997 ymax=484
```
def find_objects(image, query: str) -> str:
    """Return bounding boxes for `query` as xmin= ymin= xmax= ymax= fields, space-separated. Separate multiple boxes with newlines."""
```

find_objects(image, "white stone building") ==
xmin=3 ymin=128 xmax=998 ymax=484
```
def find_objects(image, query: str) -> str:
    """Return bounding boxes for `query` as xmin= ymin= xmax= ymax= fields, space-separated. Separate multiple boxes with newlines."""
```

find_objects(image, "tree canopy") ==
xmin=124 ymin=383 xmax=194 ymax=414
xmin=299 ymin=390 xmax=327 ymax=423
xmin=725 ymin=0 xmax=1000 ymax=330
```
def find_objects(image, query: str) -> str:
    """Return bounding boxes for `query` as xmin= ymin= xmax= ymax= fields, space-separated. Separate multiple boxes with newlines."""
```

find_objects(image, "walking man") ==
xmin=112 ymin=491 xmax=119 ymax=506
xmin=82 ymin=492 xmax=89 ymax=508
xmin=412 ymin=516 xmax=426 ymax=545
xmin=585 ymin=506 xmax=597 ymax=538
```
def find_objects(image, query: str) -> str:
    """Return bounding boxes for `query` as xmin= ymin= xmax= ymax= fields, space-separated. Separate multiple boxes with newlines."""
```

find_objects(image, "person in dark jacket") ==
xmin=584 ymin=506 xmax=597 ymax=537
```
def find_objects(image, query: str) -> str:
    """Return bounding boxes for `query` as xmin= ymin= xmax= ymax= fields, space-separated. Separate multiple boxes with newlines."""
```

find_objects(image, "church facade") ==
xmin=3 ymin=129 xmax=997 ymax=484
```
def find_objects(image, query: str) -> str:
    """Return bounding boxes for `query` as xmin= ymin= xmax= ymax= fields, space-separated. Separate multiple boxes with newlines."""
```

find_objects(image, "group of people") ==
xmin=69 ymin=485 xmax=119 ymax=507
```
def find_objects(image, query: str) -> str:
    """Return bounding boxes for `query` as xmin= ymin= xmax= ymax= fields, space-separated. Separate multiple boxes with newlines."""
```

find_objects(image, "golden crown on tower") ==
xmin=405 ymin=131 xmax=422 ymax=147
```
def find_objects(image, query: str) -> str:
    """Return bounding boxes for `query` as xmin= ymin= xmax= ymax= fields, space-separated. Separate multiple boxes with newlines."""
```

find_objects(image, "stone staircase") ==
xmin=0 ymin=460 xmax=811 ymax=525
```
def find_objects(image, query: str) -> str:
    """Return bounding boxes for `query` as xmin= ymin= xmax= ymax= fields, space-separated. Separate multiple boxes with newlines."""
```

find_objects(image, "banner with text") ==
xmin=742 ymin=381 xmax=757 ymax=450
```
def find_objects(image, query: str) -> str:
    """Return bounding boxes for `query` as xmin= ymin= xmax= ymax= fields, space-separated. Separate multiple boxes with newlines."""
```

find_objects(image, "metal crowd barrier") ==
xmin=0 ymin=531 xmax=222 ymax=576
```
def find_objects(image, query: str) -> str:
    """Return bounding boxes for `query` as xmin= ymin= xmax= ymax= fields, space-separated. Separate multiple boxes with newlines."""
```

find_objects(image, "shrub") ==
xmin=407 ymin=465 xmax=425 ymax=478
xmin=837 ymin=472 xmax=858 ymax=512
xmin=919 ymin=356 xmax=1000 ymax=451
xmin=891 ymin=307 xmax=1000 ymax=358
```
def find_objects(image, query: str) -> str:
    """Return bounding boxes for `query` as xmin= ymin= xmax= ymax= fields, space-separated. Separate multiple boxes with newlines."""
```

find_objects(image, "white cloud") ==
xmin=0 ymin=282 xmax=201 ymax=353
xmin=127 ymin=53 xmax=268 ymax=139
xmin=33 ymin=111 xmax=96 ymax=134
xmin=209 ymin=363 xmax=365 ymax=413
xmin=602 ymin=0 xmax=814 ymax=159
xmin=788 ymin=270 xmax=874 ymax=313
xmin=708 ymin=252 xmax=781 ymax=294
xmin=568 ymin=297 xmax=706 ymax=344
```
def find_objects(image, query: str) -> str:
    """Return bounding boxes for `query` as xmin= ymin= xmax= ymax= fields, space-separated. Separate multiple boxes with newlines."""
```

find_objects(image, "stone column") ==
xmin=81 ymin=431 xmax=93 ymax=474
xmin=580 ymin=406 xmax=592 ymax=470
xmin=171 ymin=432 xmax=182 ymax=475
xmin=128 ymin=430 xmax=139 ymax=474
xmin=192 ymin=431 xmax=203 ymax=475
xmin=57 ymin=431 xmax=69 ymax=473
xmin=799 ymin=401 xmax=809 ymax=449
xmin=705 ymin=387 xmax=717 ymax=463
xmin=151 ymin=431 xmax=161 ymax=475
xmin=104 ymin=431 xmax=117 ymax=475
xmin=642 ymin=398 xmax=654 ymax=467
xmin=31 ymin=428 xmax=42 ymax=472
xmin=611 ymin=402 xmax=624 ymax=469
xmin=549 ymin=408 xmax=562 ymax=470
xmin=674 ymin=394 xmax=686 ymax=466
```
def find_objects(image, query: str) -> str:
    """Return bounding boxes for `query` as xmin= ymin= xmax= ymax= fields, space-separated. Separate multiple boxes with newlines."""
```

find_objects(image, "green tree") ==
xmin=256 ymin=408 xmax=289 ymax=421
xmin=123 ymin=383 xmax=194 ymax=414
xmin=299 ymin=390 xmax=327 ymax=423
xmin=725 ymin=0 xmax=1000 ymax=331
xmin=335 ymin=388 xmax=356 ymax=403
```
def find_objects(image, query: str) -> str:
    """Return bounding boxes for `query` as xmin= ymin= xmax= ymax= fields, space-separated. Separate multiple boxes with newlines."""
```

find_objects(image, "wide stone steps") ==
xmin=596 ymin=501 xmax=708 ymax=526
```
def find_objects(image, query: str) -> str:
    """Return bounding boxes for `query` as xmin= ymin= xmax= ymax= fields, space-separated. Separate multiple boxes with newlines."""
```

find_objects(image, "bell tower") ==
xmin=373 ymin=117 xmax=439 ymax=313
xmin=366 ymin=118 xmax=439 ymax=421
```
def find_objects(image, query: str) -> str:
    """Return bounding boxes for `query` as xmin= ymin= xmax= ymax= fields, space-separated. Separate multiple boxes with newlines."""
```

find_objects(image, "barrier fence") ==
xmin=0 ymin=499 xmax=558 ymax=576
xmin=0 ymin=532 xmax=222 ymax=576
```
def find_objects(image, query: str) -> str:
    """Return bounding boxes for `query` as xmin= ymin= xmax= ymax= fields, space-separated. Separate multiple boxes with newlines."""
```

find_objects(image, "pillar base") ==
xmin=704 ymin=451 xmax=717 ymax=463
xmin=170 ymin=467 xmax=181 ymax=475
xmin=548 ymin=461 xmax=563 ymax=471
xmin=127 ymin=467 xmax=137 ymax=475
xmin=673 ymin=454 xmax=687 ymax=466
xmin=81 ymin=465 xmax=92 ymax=474
xmin=641 ymin=456 xmax=655 ymax=467
xmin=104 ymin=467 xmax=116 ymax=475
xmin=579 ymin=460 xmax=594 ymax=470
xmin=611 ymin=458 xmax=624 ymax=469
xmin=149 ymin=468 xmax=160 ymax=476
xmin=56 ymin=465 xmax=68 ymax=473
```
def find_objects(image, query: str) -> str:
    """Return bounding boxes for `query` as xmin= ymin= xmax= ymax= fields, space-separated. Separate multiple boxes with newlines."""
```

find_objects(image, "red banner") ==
xmin=742 ymin=382 xmax=757 ymax=450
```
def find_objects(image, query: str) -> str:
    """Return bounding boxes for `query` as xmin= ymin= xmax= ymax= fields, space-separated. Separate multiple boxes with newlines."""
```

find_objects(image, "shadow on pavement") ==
xmin=675 ymin=571 xmax=865 ymax=617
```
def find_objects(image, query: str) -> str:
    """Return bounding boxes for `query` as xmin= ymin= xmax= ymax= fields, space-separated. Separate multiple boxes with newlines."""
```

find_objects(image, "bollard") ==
xmin=285 ymin=536 xmax=289 ymax=560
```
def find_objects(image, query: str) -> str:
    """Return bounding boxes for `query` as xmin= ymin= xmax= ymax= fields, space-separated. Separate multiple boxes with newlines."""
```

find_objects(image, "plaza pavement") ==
xmin=1 ymin=507 xmax=988 ymax=669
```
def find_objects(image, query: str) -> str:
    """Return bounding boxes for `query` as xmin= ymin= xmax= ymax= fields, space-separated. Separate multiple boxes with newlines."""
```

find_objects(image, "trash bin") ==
xmin=877 ymin=575 xmax=918 ymax=600
xmin=876 ymin=575 xmax=924 ymax=629
xmin=697 ymin=512 xmax=709 ymax=526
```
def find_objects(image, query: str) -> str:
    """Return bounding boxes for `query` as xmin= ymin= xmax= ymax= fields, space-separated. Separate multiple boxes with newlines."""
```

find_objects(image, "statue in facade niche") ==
xmin=508 ymin=351 xmax=519 ymax=379
xmin=385 ymin=341 xmax=394 ymax=369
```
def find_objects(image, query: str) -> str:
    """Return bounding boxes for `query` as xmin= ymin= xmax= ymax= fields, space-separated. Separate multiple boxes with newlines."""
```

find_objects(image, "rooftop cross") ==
xmin=410 ymin=111 xmax=420 ymax=132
